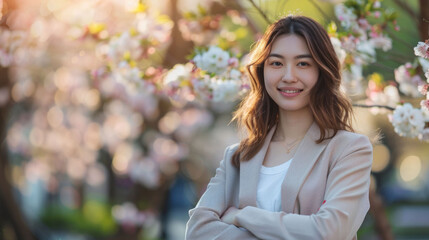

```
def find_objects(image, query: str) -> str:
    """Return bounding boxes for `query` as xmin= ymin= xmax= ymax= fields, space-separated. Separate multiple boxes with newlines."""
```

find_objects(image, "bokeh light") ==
xmin=399 ymin=155 xmax=422 ymax=182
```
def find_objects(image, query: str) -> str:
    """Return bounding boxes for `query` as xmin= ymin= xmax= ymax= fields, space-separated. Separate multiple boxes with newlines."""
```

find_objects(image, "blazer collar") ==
xmin=238 ymin=126 xmax=276 ymax=208
xmin=281 ymin=122 xmax=330 ymax=212
xmin=238 ymin=121 xmax=330 ymax=211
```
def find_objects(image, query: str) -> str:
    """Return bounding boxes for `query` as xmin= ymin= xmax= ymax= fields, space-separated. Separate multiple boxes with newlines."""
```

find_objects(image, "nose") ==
xmin=282 ymin=65 xmax=297 ymax=82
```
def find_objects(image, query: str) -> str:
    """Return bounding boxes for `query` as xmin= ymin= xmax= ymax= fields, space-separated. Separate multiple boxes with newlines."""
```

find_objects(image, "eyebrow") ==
xmin=268 ymin=53 xmax=313 ymax=59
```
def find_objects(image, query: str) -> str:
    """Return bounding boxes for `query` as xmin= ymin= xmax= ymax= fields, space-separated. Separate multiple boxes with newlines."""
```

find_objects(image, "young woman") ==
xmin=185 ymin=15 xmax=373 ymax=240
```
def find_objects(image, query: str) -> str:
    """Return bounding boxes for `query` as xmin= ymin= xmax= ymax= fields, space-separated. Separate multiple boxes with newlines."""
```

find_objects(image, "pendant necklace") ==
xmin=284 ymin=138 xmax=302 ymax=154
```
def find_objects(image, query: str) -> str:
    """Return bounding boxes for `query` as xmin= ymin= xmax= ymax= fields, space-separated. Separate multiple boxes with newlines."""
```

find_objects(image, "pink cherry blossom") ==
xmin=374 ymin=11 xmax=381 ymax=18
xmin=358 ymin=18 xmax=370 ymax=30
xmin=414 ymin=41 xmax=429 ymax=59
xmin=418 ymin=84 xmax=429 ymax=95
xmin=228 ymin=57 xmax=239 ymax=68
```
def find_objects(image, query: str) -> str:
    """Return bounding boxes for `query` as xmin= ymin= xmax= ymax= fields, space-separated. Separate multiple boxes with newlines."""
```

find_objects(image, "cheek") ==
xmin=304 ymin=69 xmax=319 ymax=88
xmin=263 ymin=75 xmax=277 ymax=98
xmin=264 ymin=70 xmax=279 ymax=85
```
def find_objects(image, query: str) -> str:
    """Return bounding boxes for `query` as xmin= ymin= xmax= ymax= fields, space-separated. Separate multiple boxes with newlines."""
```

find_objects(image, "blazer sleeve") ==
xmin=234 ymin=134 xmax=373 ymax=240
xmin=185 ymin=145 xmax=259 ymax=240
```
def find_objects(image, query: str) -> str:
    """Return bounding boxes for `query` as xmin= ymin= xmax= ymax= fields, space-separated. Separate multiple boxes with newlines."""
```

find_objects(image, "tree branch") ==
xmin=353 ymin=104 xmax=395 ymax=111
xmin=229 ymin=0 xmax=262 ymax=36
xmin=392 ymin=0 xmax=419 ymax=25
xmin=378 ymin=54 xmax=412 ymax=65
xmin=247 ymin=0 xmax=272 ymax=25
xmin=307 ymin=0 xmax=334 ymax=24
xmin=371 ymin=61 xmax=396 ymax=71
xmin=386 ymin=28 xmax=417 ymax=49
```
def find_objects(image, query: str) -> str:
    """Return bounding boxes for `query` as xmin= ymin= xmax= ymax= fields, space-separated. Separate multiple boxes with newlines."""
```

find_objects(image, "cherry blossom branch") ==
xmin=231 ymin=0 xmax=262 ymax=36
xmin=353 ymin=104 xmax=395 ymax=111
xmin=378 ymin=53 xmax=412 ymax=65
xmin=247 ymin=0 xmax=272 ymax=25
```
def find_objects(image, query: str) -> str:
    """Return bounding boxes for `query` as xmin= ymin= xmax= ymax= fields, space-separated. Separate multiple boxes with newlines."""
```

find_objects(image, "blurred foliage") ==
xmin=40 ymin=200 xmax=117 ymax=237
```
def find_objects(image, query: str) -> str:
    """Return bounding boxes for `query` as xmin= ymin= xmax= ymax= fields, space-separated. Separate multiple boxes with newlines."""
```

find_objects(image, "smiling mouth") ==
xmin=278 ymin=89 xmax=303 ymax=93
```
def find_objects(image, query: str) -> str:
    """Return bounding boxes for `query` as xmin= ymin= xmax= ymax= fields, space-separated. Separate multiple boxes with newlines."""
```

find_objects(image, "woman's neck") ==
xmin=273 ymin=108 xmax=314 ymax=142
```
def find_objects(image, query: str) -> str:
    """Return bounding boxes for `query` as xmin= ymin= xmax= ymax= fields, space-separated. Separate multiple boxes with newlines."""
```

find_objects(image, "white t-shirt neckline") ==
xmin=260 ymin=159 xmax=292 ymax=174
xmin=257 ymin=158 xmax=293 ymax=212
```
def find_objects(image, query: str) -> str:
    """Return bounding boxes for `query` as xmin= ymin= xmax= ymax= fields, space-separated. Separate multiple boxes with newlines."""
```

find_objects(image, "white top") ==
xmin=256 ymin=159 xmax=292 ymax=212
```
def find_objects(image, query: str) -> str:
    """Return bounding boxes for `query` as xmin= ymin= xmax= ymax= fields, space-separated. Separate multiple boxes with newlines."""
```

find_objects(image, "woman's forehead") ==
xmin=269 ymin=34 xmax=311 ymax=57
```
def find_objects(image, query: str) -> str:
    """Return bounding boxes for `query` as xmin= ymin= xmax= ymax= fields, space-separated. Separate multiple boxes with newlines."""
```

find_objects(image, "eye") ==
xmin=297 ymin=62 xmax=310 ymax=67
xmin=269 ymin=61 xmax=283 ymax=67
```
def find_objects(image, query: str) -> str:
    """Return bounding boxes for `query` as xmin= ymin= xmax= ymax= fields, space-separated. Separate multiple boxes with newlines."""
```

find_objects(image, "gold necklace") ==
xmin=283 ymin=138 xmax=302 ymax=154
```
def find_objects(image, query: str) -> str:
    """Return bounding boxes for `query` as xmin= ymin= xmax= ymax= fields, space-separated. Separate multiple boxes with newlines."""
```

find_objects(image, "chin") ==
xmin=277 ymin=104 xmax=310 ymax=113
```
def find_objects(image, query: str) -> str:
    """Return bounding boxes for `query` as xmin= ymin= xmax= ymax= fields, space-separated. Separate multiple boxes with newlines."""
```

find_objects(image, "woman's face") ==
xmin=263 ymin=34 xmax=319 ymax=113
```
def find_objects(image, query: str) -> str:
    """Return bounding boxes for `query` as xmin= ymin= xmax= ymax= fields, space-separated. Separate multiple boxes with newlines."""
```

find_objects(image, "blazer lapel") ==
xmin=281 ymin=122 xmax=330 ymax=213
xmin=238 ymin=126 xmax=276 ymax=208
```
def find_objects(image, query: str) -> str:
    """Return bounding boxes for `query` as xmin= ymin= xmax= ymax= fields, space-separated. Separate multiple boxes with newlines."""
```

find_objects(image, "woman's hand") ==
xmin=221 ymin=207 xmax=241 ymax=227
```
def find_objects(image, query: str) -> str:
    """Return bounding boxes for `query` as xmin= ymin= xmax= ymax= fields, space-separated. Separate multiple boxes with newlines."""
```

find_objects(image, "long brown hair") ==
xmin=231 ymin=15 xmax=354 ymax=168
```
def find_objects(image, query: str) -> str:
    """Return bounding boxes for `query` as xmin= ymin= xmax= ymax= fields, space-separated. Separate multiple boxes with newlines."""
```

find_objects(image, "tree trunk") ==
xmin=0 ymin=67 xmax=37 ymax=240
xmin=162 ymin=0 xmax=194 ymax=68
xmin=369 ymin=189 xmax=394 ymax=240
xmin=419 ymin=0 xmax=429 ymax=41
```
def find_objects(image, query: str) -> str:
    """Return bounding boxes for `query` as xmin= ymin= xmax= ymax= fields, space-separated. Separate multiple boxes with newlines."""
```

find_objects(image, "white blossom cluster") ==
xmin=163 ymin=63 xmax=195 ymax=103
xmin=391 ymin=103 xmax=425 ymax=138
xmin=193 ymin=46 xmax=231 ymax=75
xmin=390 ymin=41 xmax=429 ymax=141
xmin=334 ymin=3 xmax=392 ymax=58
xmin=105 ymin=31 xmax=142 ymax=64
xmin=334 ymin=4 xmax=357 ymax=29
xmin=209 ymin=78 xmax=242 ymax=102
xmin=394 ymin=63 xmax=425 ymax=97
xmin=333 ymin=1 xmax=393 ymax=95
xmin=111 ymin=62 xmax=144 ymax=94
xmin=163 ymin=63 xmax=194 ymax=87
xmin=164 ymin=46 xmax=248 ymax=103
xmin=93 ymin=11 xmax=173 ymax=118
xmin=330 ymin=37 xmax=346 ymax=64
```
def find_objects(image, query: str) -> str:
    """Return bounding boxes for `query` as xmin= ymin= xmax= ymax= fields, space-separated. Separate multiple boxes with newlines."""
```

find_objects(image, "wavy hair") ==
xmin=231 ymin=16 xmax=354 ymax=168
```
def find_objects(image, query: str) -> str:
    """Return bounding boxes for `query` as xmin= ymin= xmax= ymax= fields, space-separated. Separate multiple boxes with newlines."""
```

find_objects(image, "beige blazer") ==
xmin=185 ymin=122 xmax=373 ymax=240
